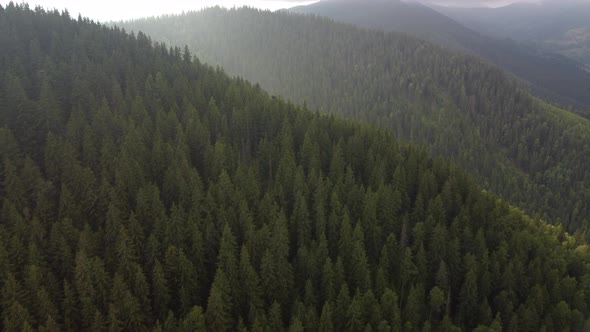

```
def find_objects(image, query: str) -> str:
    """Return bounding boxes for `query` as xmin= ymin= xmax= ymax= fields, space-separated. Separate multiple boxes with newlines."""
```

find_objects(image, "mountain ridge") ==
xmin=431 ymin=0 xmax=590 ymax=66
xmin=122 ymin=7 xmax=590 ymax=235
xmin=6 ymin=4 xmax=590 ymax=331
xmin=2 ymin=4 xmax=590 ymax=331
xmin=289 ymin=0 xmax=590 ymax=110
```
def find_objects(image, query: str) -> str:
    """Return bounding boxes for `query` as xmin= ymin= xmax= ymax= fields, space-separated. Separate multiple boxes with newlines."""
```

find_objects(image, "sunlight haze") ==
xmin=1 ymin=0 xmax=319 ymax=21
xmin=1 ymin=0 xmax=575 ymax=22
xmin=2 ymin=0 xmax=590 ymax=330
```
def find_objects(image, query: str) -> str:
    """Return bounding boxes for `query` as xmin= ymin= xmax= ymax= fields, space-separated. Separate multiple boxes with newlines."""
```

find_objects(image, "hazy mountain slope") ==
xmin=433 ymin=0 xmax=590 ymax=66
xmin=5 ymin=4 xmax=590 ymax=331
xmin=122 ymin=7 xmax=590 ymax=234
xmin=291 ymin=0 xmax=478 ymax=50
xmin=289 ymin=0 xmax=590 ymax=109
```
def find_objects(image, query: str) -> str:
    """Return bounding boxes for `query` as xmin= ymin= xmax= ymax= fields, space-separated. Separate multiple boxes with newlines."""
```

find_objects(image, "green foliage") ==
xmin=0 ymin=4 xmax=589 ymax=331
xmin=124 ymin=7 xmax=590 ymax=236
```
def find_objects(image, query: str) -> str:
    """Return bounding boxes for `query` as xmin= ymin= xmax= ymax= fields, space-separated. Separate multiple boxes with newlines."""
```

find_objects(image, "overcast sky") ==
xmin=0 ymin=0 xmax=551 ymax=22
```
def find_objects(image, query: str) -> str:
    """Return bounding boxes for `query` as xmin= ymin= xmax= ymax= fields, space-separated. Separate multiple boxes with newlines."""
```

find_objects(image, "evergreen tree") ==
xmin=206 ymin=268 xmax=232 ymax=332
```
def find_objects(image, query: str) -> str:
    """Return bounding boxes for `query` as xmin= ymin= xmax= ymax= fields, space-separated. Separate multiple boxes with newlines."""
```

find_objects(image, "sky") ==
xmin=0 ymin=0 xmax=554 ymax=21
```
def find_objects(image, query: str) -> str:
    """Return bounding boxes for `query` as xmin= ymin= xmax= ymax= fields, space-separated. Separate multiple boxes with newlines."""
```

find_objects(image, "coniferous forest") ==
xmin=123 ymin=8 xmax=590 ymax=236
xmin=2 ymin=3 xmax=590 ymax=332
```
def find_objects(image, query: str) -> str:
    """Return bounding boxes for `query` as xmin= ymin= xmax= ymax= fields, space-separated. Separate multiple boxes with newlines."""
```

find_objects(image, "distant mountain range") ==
xmin=289 ymin=0 xmax=590 ymax=110
xmin=432 ymin=0 xmax=590 ymax=66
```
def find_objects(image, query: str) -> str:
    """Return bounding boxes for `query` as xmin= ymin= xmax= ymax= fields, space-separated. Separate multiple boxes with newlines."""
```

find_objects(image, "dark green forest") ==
xmin=122 ymin=7 xmax=590 ymax=236
xmin=2 ymin=4 xmax=590 ymax=332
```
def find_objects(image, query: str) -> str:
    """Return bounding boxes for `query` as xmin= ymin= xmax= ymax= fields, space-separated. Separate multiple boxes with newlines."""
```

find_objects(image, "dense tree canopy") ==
xmin=123 ymin=7 xmax=590 ymax=236
xmin=1 ymin=3 xmax=590 ymax=331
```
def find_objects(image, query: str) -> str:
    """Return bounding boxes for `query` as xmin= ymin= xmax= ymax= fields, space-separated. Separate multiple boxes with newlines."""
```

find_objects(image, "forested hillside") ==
xmin=289 ymin=0 xmax=590 ymax=109
xmin=123 ymin=7 xmax=590 ymax=236
xmin=433 ymin=1 xmax=590 ymax=66
xmin=2 ymin=4 xmax=590 ymax=331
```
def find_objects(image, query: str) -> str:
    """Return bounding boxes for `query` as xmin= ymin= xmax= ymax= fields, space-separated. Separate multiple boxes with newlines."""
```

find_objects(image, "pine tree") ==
xmin=400 ymin=247 xmax=417 ymax=308
xmin=347 ymin=291 xmax=364 ymax=331
xmin=334 ymin=284 xmax=351 ymax=331
xmin=151 ymin=260 xmax=170 ymax=320
xmin=318 ymin=302 xmax=334 ymax=332
xmin=238 ymin=245 xmax=262 ymax=324
xmin=206 ymin=268 xmax=232 ymax=332
xmin=428 ymin=286 xmax=445 ymax=322
xmin=260 ymin=211 xmax=293 ymax=306
xmin=268 ymin=302 xmax=284 ymax=332
xmin=350 ymin=226 xmax=371 ymax=292
xmin=180 ymin=306 xmax=206 ymax=332
xmin=405 ymin=283 xmax=424 ymax=328
xmin=460 ymin=256 xmax=479 ymax=329
xmin=380 ymin=288 xmax=401 ymax=331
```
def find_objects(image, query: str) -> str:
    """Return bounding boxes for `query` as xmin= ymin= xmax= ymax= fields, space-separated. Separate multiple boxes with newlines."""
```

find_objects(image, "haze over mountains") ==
xmin=2 ymin=1 xmax=590 ymax=331
xmin=123 ymin=7 xmax=590 ymax=236
xmin=433 ymin=0 xmax=590 ymax=66
xmin=289 ymin=0 xmax=590 ymax=110
xmin=0 ymin=4 xmax=590 ymax=332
